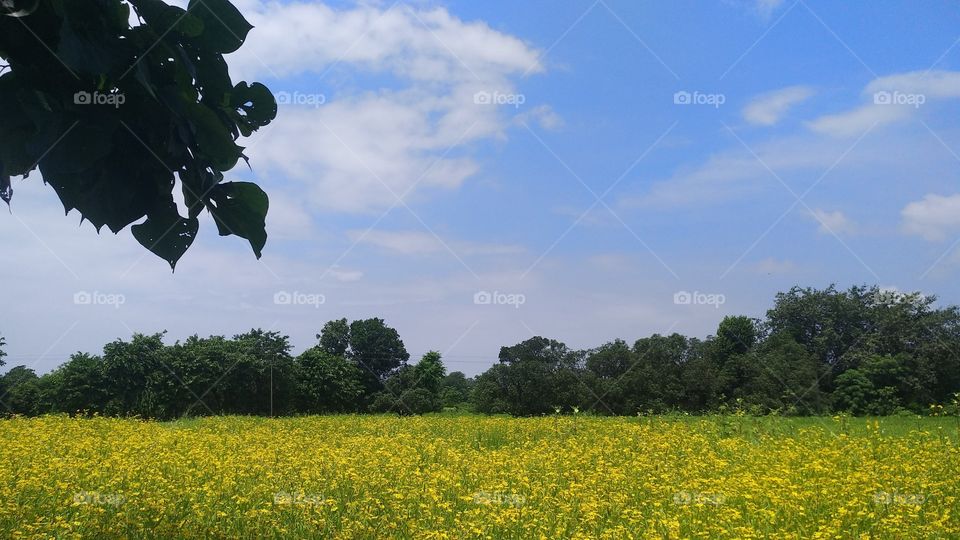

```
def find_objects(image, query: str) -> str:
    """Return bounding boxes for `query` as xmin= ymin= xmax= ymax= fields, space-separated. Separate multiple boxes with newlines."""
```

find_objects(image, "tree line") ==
xmin=2 ymin=285 xmax=960 ymax=418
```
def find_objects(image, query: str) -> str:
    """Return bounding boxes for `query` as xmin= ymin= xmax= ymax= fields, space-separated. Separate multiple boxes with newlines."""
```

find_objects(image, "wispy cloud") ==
xmin=348 ymin=230 xmax=524 ymax=256
xmin=902 ymin=194 xmax=960 ymax=241
xmin=742 ymin=85 xmax=814 ymax=126
xmin=230 ymin=1 xmax=549 ymax=214
xmin=809 ymin=209 xmax=856 ymax=235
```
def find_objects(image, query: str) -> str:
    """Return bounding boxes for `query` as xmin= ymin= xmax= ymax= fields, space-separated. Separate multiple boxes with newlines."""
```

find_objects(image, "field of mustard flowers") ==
xmin=0 ymin=414 xmax=958 ymax=539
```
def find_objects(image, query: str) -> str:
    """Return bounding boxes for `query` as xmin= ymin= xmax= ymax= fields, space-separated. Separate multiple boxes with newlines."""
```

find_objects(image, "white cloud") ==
xmin=229 ymin=2 xmax=543 ymax=82
xmin=742 ymin=85 xmax=814 ymax=126
xmin=623 ymin=69 xmax=960 ymax=209
xmin=515 ymin=105 xmax=563 ymax=131
xmin=327 ymin=266 xmax=364 ymax=283
xmin=265 ymin=191 xmax=315 ymax=240
xmin=724 ymin=0 xmax=786 ymax=22
xmin=806 ymin=101 xmax=911 ymax=138
xmin=901 ymin=193 xmax=960 ymax=241
xmin=808 ymin=70 xmax=960 ymax=138
xmin=348 ymin=229 xmax=524 ymax=256
xmin=754 ymin=258 xmax=796 ymax=274
xmin=620 ymin=132 xmax=863 ymax=208
xmin=754 ymin=0 xmax=786 ymax=20
xmin=227 ymin=1 xmax=548 ymax=214
xmin=866 ymin=70 xmax=960 ymax=98
xmin=809 ymin=208 xmax=855 ymax=235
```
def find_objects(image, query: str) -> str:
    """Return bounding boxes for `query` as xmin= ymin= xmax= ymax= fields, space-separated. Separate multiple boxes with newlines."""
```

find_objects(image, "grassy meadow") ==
xmin=0 ymin=414 xmax=958 ymax=539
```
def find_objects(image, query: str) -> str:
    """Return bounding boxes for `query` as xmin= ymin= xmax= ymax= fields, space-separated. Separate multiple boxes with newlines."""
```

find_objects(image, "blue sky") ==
xmin=4 ymin=0 xmax=960 ymax=375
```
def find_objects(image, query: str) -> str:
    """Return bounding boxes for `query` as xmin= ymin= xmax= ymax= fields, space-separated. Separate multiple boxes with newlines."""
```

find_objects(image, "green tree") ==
xmin=0 ymin=0 xmax=276 ymax=268
xmin=46 ymin=352 xmax=108 ymax=414
xmin=746 ymin=333 xmax=824 ymax=414
xmin=834 ymin=354 xmax=923 ymax=415
xmin=472 ymin=337 xmax=587 ymax=416
xmin=1 ymin=366 xmax=41 ymax=415
xmin=227 ymin=329 xmax=295 ymax=415
xmin=498 ymin=336 xmax=570 ymax=366
xmin=439 ymin=371 xmax=473 ymax=408
xmin=318 ymin=318 xmax=350 ymax=356
xmin=618 ymin=334 xmax=688 ymax=414
xmin=100 ymin=332 xmax=166 ymax=416
xmin=586 ymin=339 xmax=632 ymax=379
xmin=470 ymin=364 xmax=512 ymax=414
xmin=715 ymin=316 xmax=759 ymax=359
xmin=347 ymin=318 xmax=410 ymax=393
xmin=832 ymin=369 xmax=875 ymax=415
xmin=371 ymin=352 xmax=448 ymax=415
xmin=766 ymin=285 xmax=874 ymax=372
xmin=680 ymin=338 xmax=723 ymax=411
xmin=294 ymin=347 xmax=364 ymax=413
xmin=413 ymin=351 xmax=446 ymax=396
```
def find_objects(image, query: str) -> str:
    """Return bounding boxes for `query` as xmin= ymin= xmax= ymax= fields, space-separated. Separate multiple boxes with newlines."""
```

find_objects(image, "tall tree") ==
xmin=46 ymin=352 xmax=109 ymax=414
xmin=1 ymin=366 xmax=40 ymax=415
xmin=100 ymin=332 xmax=166 ymax=416
xmin=766 ymin=285 xmax=873 ymax=370
xmin=317 ymin=318 xmax=350 ymax=356
xmin=715 ymin=316 xmax=759 ymax=359
xmin=294 ymin=347 xmax=363 ymax=413
xmin=347 ymin=318 xmax=410 ymax=385
xmin=439 ymin=371 xmax=472 ymax=408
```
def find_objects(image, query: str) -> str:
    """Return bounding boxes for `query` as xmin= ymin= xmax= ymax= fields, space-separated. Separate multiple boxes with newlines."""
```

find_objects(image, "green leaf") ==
xmin=185 ymin=102 xmax=241 ymax=171
xmin=131 ymin=204 xmax=199 ymax=270
xmin=131 ymin=0 xmax=203 ymax=37
xmin=0 ymin=160 xmax=11 ymax=206
xmin=231 ymin=82 xmax=276 ymax=128
xmin=0 ymin=0 xmax=274 ymax=266
xmin=188 ymin=0 xmax=253 ymax=54
xmin=208 ymin=181 xmax=268 ymax=258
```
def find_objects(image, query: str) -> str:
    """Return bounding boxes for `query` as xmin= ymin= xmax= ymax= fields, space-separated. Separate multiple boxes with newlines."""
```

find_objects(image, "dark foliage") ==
xmin=0 ymin=0 xmax=276 ymax=268
xmin=3 ymin=286 xmax=960 ymax=418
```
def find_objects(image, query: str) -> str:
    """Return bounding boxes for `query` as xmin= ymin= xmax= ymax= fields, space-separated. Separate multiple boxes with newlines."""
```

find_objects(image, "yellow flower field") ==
xmin=0 ymin=415 xmax=958 ymax=539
